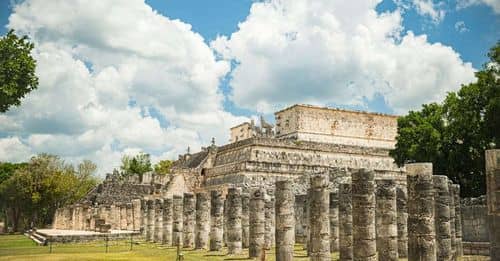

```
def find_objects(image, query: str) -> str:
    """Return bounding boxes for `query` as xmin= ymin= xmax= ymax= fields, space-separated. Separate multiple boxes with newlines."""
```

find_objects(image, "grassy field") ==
xmin=0 ymin=234 xmax=326 ymax=260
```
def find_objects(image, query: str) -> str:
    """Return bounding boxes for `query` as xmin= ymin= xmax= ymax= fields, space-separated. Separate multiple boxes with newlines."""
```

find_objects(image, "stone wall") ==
xmin=461 ymin=196 xmax=489 ymax=243
xmin=275 ymin=104 xmax=398 ymax=149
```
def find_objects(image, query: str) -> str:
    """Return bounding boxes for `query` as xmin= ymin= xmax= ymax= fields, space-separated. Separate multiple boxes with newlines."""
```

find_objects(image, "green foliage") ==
xmin=0 ymin=154 xmax=98 ymax=231
xmin=0 ymin=162 xmax=27 ymax=185
xmin=0 ymin=30 xmax=39 ymax=112
xmin=391 ymin=42 xmax=500 ymax=197
xmin=120 ymin=152 xmax=152 ymax=180
xmin=154 ymin=159 xmax=173 ymax=175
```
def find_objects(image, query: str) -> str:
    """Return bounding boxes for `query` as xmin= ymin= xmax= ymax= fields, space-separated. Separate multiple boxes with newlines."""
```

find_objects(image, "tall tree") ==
xmin=0 ymin=30 xmax=39 ymax=112
xmin=391 ymin=42 xmax=500 ymax=197
xmin=120 ymin=152 xmax=152 ymax=181
xmin=154 ymin=159 xmax=173 ymax=175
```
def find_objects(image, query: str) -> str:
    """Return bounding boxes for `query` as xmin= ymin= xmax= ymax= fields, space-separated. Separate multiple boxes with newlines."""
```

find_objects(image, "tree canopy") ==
xmin=154 ymin=159 xmax=173 ymax=175
xmin=120 ymin=152 xmax=152 ymax=181
xmin=390 ymin=42 xmax=500 ymax=197
xmin=0 ymin=154 xmax=98 ymax=232
xmin=0 ymin=29 xmax=39 ymax=112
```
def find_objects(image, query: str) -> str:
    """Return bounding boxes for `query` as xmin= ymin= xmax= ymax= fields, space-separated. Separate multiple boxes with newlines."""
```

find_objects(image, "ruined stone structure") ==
xmin=329 ymin=192 xmax=339 ymax=253
xmin=182 ymin=193 xmax=196 ymax=248
xmin=249 ymin=188 xmax=266 ymax=258
xmin=275 ymin=180 xmax=294 ymax=261
xmin=433 ymin=175 xmax=452 ymax=261
xmin=226 ymin=188 xmax=243 ymax=254
xmin=486 ymin=149 xmax=500 ymax=259
xmin=352 ymin=169 xmax=377 ymax=261
xmin=195 ymin=192 xmax=210 ymax=249
xmin=209 ymin=190 xmax=224 ymax=251
xmin=339 ymin=183 xmax=353 ymax=261
xmin=309 ymin=173 xmax=330 ymax=261
xmin=375 ymin=179 xmax=398 ymax=261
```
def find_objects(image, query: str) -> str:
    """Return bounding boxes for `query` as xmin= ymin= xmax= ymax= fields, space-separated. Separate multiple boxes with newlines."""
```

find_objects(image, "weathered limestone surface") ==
xmin=162 ymin=198 xmax=173 ymax=245
xmin=486 ymin=149 xmax=500 ymax=259
xmin=275 ymin=180 xmax=295 ymax=261
xmin=132 ymin=199 xmax=141 ymax=231
xmin=183 ymin=193 xmax=196 ymax=248
xmin=352 ymin=169 xmax=377 ymax=261
xmin=141 ymin=199 xmax=148 ymax=237
xmin=304 ymin=190 xmax=311 ymax=253
xmin=264 ymin=192 xmax=275 ymax=250
xmin=249 ymin=188 xmax=266 ymax=258
xmin=146 ymin=199 xmax=155 ymax=242
xmin=241 ymin=193 xmax=250 ymax=248
xmin=195 ymin=192 xmax=210 ymax=249
xmin=126 ymin=203 xmax=133 ymax=231
xmin=376 ymin=179 xmax=398 ymax=261
xmin=448 ymin=180 xmax=456 ymax=257
xmin=172 ymin=195 xmax=183 ymax=246
xmin=330 ymin=192 xmax=339 ymax=253
xmin=226 ymin=188 xmax=243 ymax=254
xmin=154 ymin=199 xmax=163 ymax=242
xmin=309 ymin=173 xmax=330 ymax=261
xmin=210 ymin=190 xmax=224 ymax=251
xmin=433 ymin=175 xmax=452 ymax=261
xmin=451 ymin=184 xmax=463 ymax=258
xmin=407 ymin=163 xmax=436 ymax=261
xmin=294 ymin=195 xmax=307 ymax=244
xmin=396 ymin=185 xmax=408 ymax=258
xmin=339 ymin=183 xmax=353 ymax=261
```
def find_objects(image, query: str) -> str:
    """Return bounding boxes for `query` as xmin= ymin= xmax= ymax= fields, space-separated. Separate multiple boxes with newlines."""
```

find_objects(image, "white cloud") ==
xmin=412 ymin=0 xmax=446 ymax=23
xmin=1 ymin=0 xmax=248 ymax=174
xmin=454 ymin=21 xmax=469 ymax=33
xmin=211 ymin=0 xmax=475 ymax=114
xmin=457 ymin=0 xmax=500 ymax=14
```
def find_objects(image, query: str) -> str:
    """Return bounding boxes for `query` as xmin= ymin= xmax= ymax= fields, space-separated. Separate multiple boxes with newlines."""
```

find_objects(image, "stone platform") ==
xmin=32 ymin=229 xmax=140 ymax=243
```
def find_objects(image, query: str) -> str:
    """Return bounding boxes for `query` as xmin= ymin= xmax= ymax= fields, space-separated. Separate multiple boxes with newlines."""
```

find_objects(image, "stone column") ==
xmin=172 ymin=195 xmax=183 ymax=246
xmin=339 ymin=183 xmax=353 ymax=261
xmin=120 ymin=204 xmax=127 ymax=230
xmin=226 ymin=187 xmax=243 ymax=254
xmin=81 ymin=205 xmax=89 ymax=230
xmin=241 ymin=193 xmax=250 ymax=248
xmin=162 ymin=198 xmax=173 ymax=245
xmin=352 ymin=169 xmax=377 ymax=261
xmin=126 ymin=203 xmax=133 ymax=231
xmin=223 ymin=198 xmax=228 ymax=246
xmin=396 ymin=185 xmax=408 ymax=258
xmin=110 ymin=205 xmax=118 ymax=229
xmin=183 ymin=193 xmax=196 ymax=248
xmin=310 ymin=173 xmax=330 ymax=261
xmin=210 ymin=190 xmax=224 ymax=251
xmin=407 ymin=163 xmax=436 ymax=261
xmin=451 ymin=184 xmax=463 ymax=257
xmin=304 ymin=189 xmax=311 ymax=253
xmin=141 ymin=199 xmax=148 ymax=237
xmin=486 ymin=149 xmax=500 ymax=259
xmin=195 ymin=192 xmax=210 ymax=249
xmin=249 ymin=188 xmax=266 ymax=258
xmin=376 ymin=179 xmax=398 ymax=261
xmin=294 ymin=195 xmax=307 ymax=244
xmin=330 ymin=192 xmax=339 ymax=252
xmin=275 ymin=180 xmax=295 ymax=261
xmin=132 ymin=199 xmax=141 ymax=231
xmin=448 ymin=180 xmax=456 ymax=258
xmin=433 ymin=175 xmax=452 ymax=261
xmin=146 ymin=199 xmax=155 ymax=241
xmin=154 ymin=199 xmax=164 ymax=242
xmin=264 ymin=192 xmax=275 ymax=250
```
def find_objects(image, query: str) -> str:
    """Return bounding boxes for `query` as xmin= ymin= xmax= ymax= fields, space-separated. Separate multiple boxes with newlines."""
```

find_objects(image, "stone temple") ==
xmin=42 ymin=104 xmax=496 ymax=259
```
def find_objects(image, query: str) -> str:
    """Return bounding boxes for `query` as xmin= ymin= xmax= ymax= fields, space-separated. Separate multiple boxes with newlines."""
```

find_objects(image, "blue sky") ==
xmin=0 ymin=0 xmax=498 ymax=171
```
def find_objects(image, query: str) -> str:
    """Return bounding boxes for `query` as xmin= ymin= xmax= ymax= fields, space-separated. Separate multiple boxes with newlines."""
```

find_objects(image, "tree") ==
xmin=0 ymin=154 xmax=98 ymax=231
xmin=0 ymin=30 xmax=39 ymax=112
xmin=154 ymin=159 xmax=173 ymax=175
xmin=120 ymin=152 xmax=152 ymax=181
xmin=391 ymin=42 xmax=499 ymax=197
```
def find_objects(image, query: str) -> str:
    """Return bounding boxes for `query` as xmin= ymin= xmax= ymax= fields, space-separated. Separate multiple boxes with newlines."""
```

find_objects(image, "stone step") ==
xmin=25 ymin=231 xmax=47 ymax=246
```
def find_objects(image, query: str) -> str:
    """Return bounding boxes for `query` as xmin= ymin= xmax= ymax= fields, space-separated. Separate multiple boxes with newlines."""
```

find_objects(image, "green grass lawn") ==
xmin=0 ymin=234 xmax=331 ymax=260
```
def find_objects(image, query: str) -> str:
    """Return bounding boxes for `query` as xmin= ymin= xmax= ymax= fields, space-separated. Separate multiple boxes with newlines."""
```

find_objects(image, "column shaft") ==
xmin=249 ymin=188 xmax=266 ymax=258
xmin=275 ymin=180 xmax=295 ymax=261
xmin=433 ymin=175 xmax=452 ymax=261
xmin=352 ymin=169 xmax=377 ymax=261
xmin=376 ymin=179 xmax=398 ymax=261
xmin=195 ymin=192 xmax=210 ymax=249
xmin=183 ymin=193 xmax=195 ymax=248
xmin=210 ymin=190 xmax=224 ymax=251
xmin=339 ymin=183 xmax=353 ymax=261
xmin=226 ymin=187 xmax=243 ymax=254
xmin=309 ymin=173 xmax=330 ymax=261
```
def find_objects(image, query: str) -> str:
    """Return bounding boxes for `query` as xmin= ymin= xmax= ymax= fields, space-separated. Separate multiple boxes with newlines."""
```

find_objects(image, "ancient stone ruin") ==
xmin=47 ymin=104 xmax=496 ymax=259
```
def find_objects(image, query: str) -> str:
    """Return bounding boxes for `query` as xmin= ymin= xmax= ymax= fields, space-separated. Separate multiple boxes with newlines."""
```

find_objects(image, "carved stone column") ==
xmin=264 ymin=191 xmax=275 ymax=250
xmin=249 ymin=188 xmax=266 ymax=258
xmin=396 ymin=185 xmax=408 ymax=258
xmin=376 ymin=179 xmax=398 ymax=261
xmin=132 ymin=199 xmax=141 ymax=231
xmin=162 ymin=198 xmax=173 ymax=245
xmin=146 ymin=199 xmax=155 ymax=241
xmin=451 ymin=184 xmax=463 ymax=257
xmin=172 ymin=195 xmax=183 ymax=246
xmin=241 ymin=193 xmax=250 ymax=248
xmin=309 ymin=173 xmax=330 ymax=261
xmin=352 ymin=169 xmax=377 ymax=261
xmin=486 ymin=149 xmax=500 ymax=259
xmin=126 ymin=203 xmax=133 ymax=231
xmin=407 ymin=163 xmax=436 ymax=261
xmin=183 ymin=193 xmax=196 ymax=248
xmin=226 ymin=187 xmax=243 ymax=254
xmin=210 ymin=190 xmax=224 ymax=251
xmin=154 ymin=199 xmax=163 ymax=242
xmin=275 ymin=180 xmax=294 ymax=261
xmin=195 ymin=192 xmax=210 ymax=249
xmin=330 ymin=192 xmax=339 ymax=252
xmin=433 ymin=175 xmax=452 ymax=261
xmin=339 ymin=183 xmax=353 ymax=261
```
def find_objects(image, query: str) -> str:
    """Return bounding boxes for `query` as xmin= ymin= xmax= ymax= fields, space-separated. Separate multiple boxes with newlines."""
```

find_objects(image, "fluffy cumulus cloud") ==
xmin=211 ymin=0 xmax=475 ymax=113
xmin=0 ymin=0 xmax=247 ymax=173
